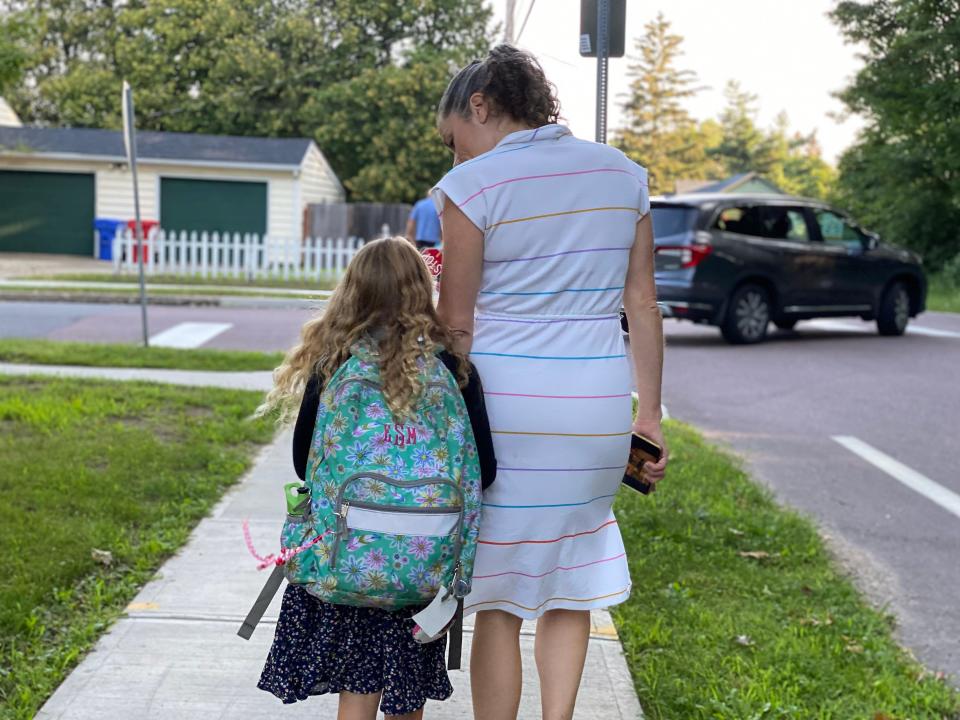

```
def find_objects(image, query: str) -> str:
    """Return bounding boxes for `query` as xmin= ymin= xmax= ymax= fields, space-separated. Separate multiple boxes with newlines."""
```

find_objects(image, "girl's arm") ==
xmin=437 ymin=200 xmax=484 ymax=355
xmin=623 ymin=213 xmax=668 ymax=482
xmin=292 ymin=375 xmax=322 ymax=481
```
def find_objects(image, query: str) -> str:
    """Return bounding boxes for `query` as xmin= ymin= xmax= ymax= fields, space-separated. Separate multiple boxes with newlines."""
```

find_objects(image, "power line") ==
xmin=515 ymin=0 xmax=536 ymax=44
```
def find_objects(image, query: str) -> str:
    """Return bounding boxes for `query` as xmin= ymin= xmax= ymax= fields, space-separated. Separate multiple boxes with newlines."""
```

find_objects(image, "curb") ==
xmin=0 ymin=292 xmax=325 ymax=309
xmin=0 ymin=291 xmax=221 ymax=306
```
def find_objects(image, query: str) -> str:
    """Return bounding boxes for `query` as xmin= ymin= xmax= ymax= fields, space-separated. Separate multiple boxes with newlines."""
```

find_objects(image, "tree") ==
xmin=765 ymin=113 xmax=838 ymax=200
xmin=830 ymin=0 xmax=960 ymax=267
xmin=699 ymin=85 xmax=836 ymax=200
xmin=613 ymin=14 xmax=719 ymax=194
xmin=0 ymin=15 xmax=27 ymax=96
xmin=2 ymin=0 xmax=492 ymax=202
xmin=310 ymin=57 xmax=458 ymax=202
xmin=708 ymin=81 xmax=778 ymax=177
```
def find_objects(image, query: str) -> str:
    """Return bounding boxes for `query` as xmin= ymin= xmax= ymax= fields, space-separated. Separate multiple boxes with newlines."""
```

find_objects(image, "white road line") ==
xmin=803 ymin=319 xmax=871 ymax=334
xmin=833 ymin=435 xmax=960 ymax=521
xmin=904 ymin=325 xmax=960 ymax=339
xmin=149 ymin=322 xmax=233 ymax=349
xmin=805 ymin=319 xmax=960 ymax=339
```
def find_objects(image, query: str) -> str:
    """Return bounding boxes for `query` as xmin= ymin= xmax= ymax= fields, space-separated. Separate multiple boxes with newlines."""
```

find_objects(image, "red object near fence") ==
xmin=126 ymin=219 xmax=159 ymax=262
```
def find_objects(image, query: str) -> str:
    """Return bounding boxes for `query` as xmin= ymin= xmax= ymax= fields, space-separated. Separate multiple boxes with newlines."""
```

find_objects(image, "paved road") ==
xmin=0 ymin=300 xmax=315 ymax=351
xmin=659 ymin=312 xmax=960 ymax=681
xmin=3 ymin=298 xmax=959 ymax=679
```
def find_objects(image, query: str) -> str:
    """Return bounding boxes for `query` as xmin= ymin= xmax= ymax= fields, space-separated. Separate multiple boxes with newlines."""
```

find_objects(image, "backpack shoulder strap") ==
xmin=237 ymin=565 xmax=285 ymax=640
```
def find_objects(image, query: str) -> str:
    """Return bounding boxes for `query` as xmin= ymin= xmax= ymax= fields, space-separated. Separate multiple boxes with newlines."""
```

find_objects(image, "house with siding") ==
xmin=0 ymin=112 xmax=344 ymax=256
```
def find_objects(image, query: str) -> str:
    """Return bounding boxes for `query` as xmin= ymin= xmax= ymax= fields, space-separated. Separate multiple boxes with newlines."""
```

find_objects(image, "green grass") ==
xmin=927 ymin=277 xmax=960 ymax=314
xmin=0 ymin=376 xmax=276 ymax=719
xmin=0 ymin=339 xmax=283 ymax=372
xmin=26 ymin=272 xmax=340 ymax=291
xmin=612 ymin=421 xmax=960 ymax=719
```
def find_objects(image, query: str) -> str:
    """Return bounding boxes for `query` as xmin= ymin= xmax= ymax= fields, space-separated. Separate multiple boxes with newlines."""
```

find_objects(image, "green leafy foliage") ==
xmin=310 ymin=56 xmax=458 ymax=202
xmin=2 ymin=0 xmax=492 ymax=202
xmin=0 ymin=376 xmax=276 ymax=718
xmin=0 ymin=15 xmax=26 ymax=95
xmin=613 ymin=421 xmax=960 ymax=718
xmin=830 ymin=0 xmax=960 ymax=268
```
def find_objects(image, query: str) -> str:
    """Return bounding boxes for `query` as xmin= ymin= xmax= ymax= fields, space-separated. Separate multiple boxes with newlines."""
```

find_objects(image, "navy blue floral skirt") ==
xmin=258 ymin=584 xmax=452 ymax=715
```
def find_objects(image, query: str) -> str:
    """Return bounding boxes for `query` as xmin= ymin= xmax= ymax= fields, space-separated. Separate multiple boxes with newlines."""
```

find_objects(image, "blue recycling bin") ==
xmin=93 ymin=218 xmax=125 ymax=260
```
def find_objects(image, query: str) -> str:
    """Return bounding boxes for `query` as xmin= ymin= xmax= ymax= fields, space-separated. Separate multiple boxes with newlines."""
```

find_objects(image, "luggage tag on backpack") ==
xmin=411 ymin=585 xmax=459 ymax=643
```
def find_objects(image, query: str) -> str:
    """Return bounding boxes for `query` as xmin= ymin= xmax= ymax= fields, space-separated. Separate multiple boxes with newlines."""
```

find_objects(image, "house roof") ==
xmin=690 ymin=172 xmax=782 ymax=194
xmin=0 ymin=125 xmax=314 ymax=168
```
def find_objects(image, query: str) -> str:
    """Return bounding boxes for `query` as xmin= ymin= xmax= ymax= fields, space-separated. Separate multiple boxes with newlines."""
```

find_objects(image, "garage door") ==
xmin=0 ymin=170 xmax=95 ymax=255
xmin=160 ymin=178 xmax=267 ymax=236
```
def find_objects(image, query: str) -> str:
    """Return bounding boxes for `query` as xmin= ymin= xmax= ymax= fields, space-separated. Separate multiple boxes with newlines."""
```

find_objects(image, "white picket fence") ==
xmin=110 ymin=228 xmax=365 ymax=281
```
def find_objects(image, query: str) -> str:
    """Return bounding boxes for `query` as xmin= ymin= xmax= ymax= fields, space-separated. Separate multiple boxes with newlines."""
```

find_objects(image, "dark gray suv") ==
xmin=649 ymin=193 xmax=926 ymax=344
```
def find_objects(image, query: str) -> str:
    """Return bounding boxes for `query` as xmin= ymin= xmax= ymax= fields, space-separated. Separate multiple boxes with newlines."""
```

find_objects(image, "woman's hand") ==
xmin=632 ymin=417 xmax=668 ymax=489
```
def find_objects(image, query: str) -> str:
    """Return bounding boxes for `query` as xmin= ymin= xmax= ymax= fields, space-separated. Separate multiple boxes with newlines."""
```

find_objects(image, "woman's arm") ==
xmin=436 ymin=199 xmax=484 ymax=355
xmin=623 ymin=213 xmax=668 ymax=483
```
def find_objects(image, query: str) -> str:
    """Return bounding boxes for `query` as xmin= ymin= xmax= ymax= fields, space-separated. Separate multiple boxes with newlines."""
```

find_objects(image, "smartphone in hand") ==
xmin=622 ymin=433 xmax=662 ymax=495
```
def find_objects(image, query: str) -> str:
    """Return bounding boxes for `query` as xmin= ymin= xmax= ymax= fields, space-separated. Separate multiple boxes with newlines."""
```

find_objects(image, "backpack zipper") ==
xmin=330 ymin=472 xmax=465 ymax=571
xmin=331 ymin=377 xmax=454 ymax=398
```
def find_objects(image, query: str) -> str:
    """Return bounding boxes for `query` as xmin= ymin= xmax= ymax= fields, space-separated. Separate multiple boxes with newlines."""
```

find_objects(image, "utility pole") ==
xmin=122 ymin=80 xmax=149 ymax=347
xmin=505 ymin=0 xmax=516 ymax=43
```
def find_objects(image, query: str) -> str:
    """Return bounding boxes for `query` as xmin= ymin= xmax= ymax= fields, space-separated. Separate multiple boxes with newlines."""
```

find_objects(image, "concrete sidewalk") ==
xmin=0 ymin=362 xmax=273 ymax=391
xmin=0 ymin=252 xmax=113 ymax=279
xmin=36 ymin=429 xmax=644 ymax=720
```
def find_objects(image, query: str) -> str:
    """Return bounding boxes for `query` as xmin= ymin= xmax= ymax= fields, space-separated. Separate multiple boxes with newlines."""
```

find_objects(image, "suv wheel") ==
xmin=877 ymin=282 xmax=910 ymax=336
xmin=774 ymin=318 xmax=798 ymax=331
xmin=722 ymin=284 xmax=771 ymax=344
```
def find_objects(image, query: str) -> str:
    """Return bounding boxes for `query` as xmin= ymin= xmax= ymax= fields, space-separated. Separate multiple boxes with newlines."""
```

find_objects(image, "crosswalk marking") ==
xmin=149 ymin=322 xmax=232 ymax=349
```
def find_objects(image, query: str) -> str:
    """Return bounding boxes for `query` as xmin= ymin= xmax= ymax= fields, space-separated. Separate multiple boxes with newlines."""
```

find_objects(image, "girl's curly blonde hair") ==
xmin=259 ymin=236 xmax=468 ymax=423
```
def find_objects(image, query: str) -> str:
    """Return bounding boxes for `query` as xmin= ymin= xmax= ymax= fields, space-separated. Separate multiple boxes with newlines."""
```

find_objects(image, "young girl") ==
xmin=256 ymin=237 xmax=496 ymax=720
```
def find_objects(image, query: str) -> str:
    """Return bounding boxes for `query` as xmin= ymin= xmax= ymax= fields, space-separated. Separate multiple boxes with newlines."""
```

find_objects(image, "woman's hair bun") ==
xmin=438 ymin=44 xmax=560 ymax=127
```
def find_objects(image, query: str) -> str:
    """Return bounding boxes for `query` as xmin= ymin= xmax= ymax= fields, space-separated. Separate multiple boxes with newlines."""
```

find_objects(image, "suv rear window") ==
xmin=714 ymin=205 xmax=809 ymax=241
xmin=651 ymin=204 xmax=697 ymax=238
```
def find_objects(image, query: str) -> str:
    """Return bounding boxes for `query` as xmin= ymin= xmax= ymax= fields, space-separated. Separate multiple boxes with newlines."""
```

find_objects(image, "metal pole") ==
xmin=595 ymin=0 xmax=609 ymax=144
xmin=122 ymin=80 xmax=149 ymax=346
xmin=505 ymin=0 xmax=517 ymax=43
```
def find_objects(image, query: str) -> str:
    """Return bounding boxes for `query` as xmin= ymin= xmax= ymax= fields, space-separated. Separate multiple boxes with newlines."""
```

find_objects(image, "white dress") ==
xmin=433 ymin=124 xmax=649 ymax=619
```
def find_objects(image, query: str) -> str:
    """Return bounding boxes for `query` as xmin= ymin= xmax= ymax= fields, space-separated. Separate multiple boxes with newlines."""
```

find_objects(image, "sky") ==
xmin=489 ymin=0 xmax=867 ymax=164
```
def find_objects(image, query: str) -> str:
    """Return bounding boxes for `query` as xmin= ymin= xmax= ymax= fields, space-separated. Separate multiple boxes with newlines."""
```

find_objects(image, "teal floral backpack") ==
xmin=281 ymin=341 xmax=482 ymax=614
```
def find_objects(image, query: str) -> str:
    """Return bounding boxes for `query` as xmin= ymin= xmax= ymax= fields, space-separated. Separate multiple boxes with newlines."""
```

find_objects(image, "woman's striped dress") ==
xmin=432 ymin=124 xmax=649 ymax=619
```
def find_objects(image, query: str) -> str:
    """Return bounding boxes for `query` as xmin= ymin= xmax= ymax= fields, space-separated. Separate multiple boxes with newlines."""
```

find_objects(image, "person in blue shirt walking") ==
xmin=406 ymin=191 xmax=442 ymax=249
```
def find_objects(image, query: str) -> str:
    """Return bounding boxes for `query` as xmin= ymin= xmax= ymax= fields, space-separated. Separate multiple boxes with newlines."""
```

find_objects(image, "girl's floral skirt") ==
xmin=258 ymin=584 xmax=452 ymax=715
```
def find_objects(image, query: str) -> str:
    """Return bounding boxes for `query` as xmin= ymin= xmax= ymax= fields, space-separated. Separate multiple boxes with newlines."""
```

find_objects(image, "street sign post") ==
xmin=579 ymin=0 xmax=626 ymax=58
xmin=580 ymin=0 xmax=625 ymax=144
xmin=121 ymin=80 xmax=149 ymax=347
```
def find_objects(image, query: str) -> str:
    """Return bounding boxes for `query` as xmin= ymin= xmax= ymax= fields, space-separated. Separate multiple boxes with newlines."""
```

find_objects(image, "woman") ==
xmin=432 ymin=45 xmax=668 ymax=720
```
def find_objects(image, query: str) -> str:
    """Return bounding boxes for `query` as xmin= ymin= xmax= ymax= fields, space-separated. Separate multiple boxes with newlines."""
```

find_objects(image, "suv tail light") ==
xmin=655 ymin=243 xmax=713 ymax=269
